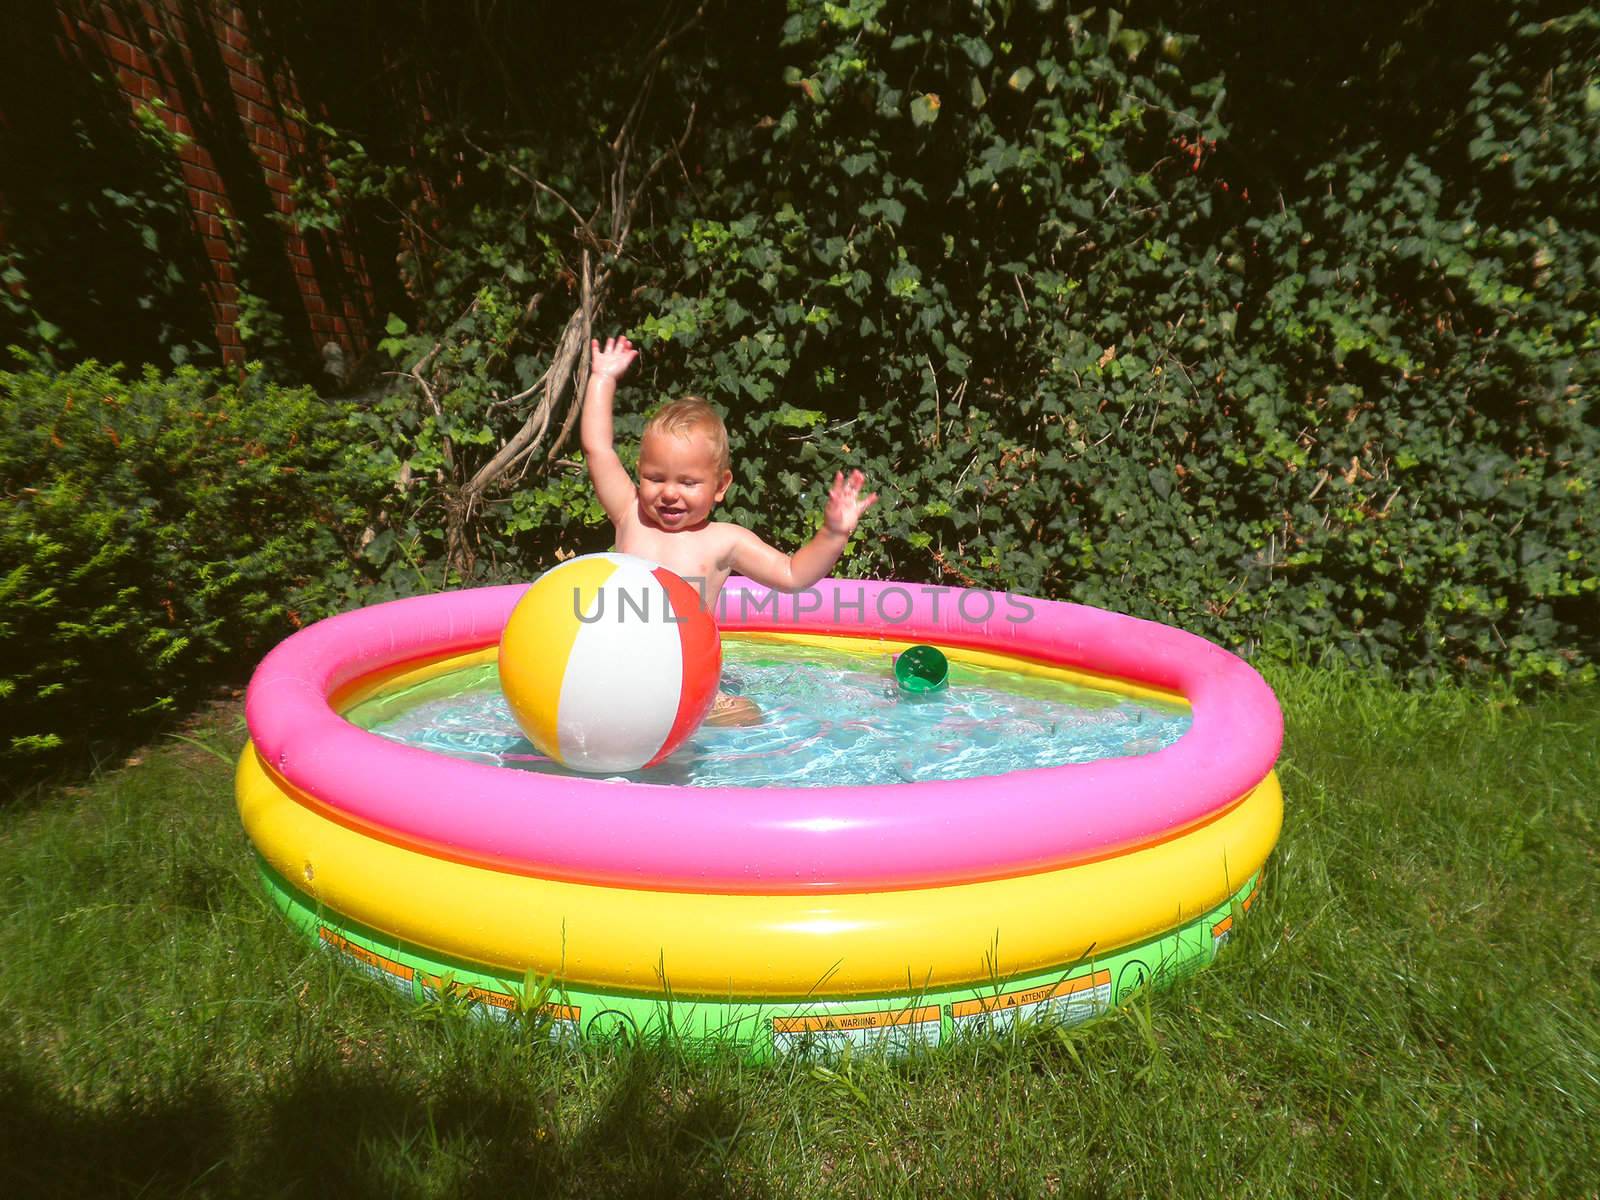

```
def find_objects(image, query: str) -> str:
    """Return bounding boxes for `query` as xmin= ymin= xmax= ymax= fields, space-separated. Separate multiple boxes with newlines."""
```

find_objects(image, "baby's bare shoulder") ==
xmin=702 ymin=519 xmax=753 ymax=561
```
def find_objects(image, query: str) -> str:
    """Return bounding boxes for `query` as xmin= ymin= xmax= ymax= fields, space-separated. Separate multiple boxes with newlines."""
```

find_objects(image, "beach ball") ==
xmin=499 ymin=553 xmax=721 ymax=772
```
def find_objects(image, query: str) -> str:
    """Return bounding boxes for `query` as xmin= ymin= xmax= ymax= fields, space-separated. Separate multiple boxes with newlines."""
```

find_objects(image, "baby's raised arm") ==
xmin=730 ymin=469 xmax=879 ymax=591
xmin=580 ymin=336 xmax=640 ymax=525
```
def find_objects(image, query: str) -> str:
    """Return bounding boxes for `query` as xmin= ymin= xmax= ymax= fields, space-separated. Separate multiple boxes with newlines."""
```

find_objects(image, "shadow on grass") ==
xmin=1 ymin=1051 xmax=765 ymax=1199
xmin=0 ymin=1061 xmax=232 ymax=1196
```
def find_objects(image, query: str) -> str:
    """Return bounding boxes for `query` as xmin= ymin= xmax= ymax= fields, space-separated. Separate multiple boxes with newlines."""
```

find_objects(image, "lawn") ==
xmin=2 ymin=668 xmax=1597 ymax=1198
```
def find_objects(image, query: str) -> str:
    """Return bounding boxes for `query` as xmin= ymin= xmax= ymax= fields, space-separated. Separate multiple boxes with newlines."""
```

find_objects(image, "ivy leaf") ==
xmin=956 ymin=34 xmax=992 ymax=69
xmin=910 ymin=93 xmax=941 ymax=126
xmin=773 ymin=404 xmax=824 ymax=429
xmin=1115 ymin=29 xmax=1150 ymax=60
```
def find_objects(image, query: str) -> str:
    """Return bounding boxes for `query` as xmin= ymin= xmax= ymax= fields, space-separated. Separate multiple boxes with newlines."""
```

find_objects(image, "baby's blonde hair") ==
xmin=643 ymin=397 xmax=730 ymax=474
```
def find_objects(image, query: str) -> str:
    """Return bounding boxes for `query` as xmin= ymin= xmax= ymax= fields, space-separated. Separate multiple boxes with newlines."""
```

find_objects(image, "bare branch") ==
xmin=460 ymin=299 xmax=587 ymax=498
xmin=468 ymin=133 xmax=600 ymax=251
xmin=547 ymin=253 xmax=596 ymax=461
xmin=623 ymin=101 xmax=697 ymax=241
xmin=636 ymin=3 xmax=707 ymax=80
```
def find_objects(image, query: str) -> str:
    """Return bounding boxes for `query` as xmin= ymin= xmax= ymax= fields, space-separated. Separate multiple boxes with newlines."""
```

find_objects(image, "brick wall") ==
xmin=53 ymin=0 xmax=374 ymax=367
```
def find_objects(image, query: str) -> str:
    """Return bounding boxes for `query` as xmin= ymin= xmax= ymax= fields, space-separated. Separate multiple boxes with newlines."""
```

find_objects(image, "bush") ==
xmin=0 ymin=357 xmax=391 ymax=777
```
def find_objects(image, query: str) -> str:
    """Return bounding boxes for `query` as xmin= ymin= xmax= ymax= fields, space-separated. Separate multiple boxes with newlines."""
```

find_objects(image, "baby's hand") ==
xmin=823 ymin=469 xmax=879 ymax=536
xmin=590 ymin=335 xmax=637 ymax=381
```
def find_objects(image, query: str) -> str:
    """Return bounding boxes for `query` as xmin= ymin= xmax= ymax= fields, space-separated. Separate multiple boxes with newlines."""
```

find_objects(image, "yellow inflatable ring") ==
xmin=239 ymin=748 xmax=1280 ymax=997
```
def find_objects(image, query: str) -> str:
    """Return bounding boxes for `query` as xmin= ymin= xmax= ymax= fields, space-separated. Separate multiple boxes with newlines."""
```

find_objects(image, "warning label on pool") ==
xmin=772 ymin=1006 xmax=941 ymax=1056
xmin=950 ymin=970 xmax=1112 ymax=1033
xmin=320 ymin=927 xmax=413 ymax=985
xmin=1210 ymin=877 xmax=1262 ymax=949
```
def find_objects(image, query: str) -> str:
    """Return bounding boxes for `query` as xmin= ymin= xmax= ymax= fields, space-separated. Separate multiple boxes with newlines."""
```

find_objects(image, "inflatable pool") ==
xmin=236 ymin=577 xmax=1283 ymax=1057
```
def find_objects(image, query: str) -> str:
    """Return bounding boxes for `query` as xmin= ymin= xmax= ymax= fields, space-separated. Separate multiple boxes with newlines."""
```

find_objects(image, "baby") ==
xmin=580 ymin=335 xmax=878 ymax=725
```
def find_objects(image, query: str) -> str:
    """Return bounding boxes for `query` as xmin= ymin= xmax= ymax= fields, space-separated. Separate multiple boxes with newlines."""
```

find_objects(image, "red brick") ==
xmin=140 ymin=76 xmax=163 ymax=100
xmin=104 ymin=35 xmax=137 ymax=68
xmin=99 ymin=8 xmax=134 ymax=42
xmin=203 ymin=236 xmax=231 ymax=261
xmin=252 ymin=126 xmax=289 ymax=155
xmin=203 ymin=215 xmax=225 ymax=238
xmin=210 ymin=262 xmax=236 ymax=284
xmin=220 ymin=43 xmax=247 ymax=73
xmin=255 ymin=148 xmax=286 ymax=173
xmin=230 ymin=69 xmax=267 ymax=105
xmin=181 ymin=162 xmax=222 ymax=191
xmin=302 ymin=293 xmax=326 ymax=316
xmin=192 ymin=189 xmax=224 ymax=214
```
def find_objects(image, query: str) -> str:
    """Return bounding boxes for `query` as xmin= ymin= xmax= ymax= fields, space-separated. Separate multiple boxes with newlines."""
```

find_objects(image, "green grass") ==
xmin=2 ymin=671 xmax=1597 ymax=1198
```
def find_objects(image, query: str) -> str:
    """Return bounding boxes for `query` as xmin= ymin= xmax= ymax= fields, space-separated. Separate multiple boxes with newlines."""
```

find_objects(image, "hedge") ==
xmin=0 ymin=357 xmax=390 ymax=777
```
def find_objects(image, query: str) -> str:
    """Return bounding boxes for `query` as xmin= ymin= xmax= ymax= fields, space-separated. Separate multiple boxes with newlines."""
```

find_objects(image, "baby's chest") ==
xmin=617 ymin=526 xmax=726 ymax=583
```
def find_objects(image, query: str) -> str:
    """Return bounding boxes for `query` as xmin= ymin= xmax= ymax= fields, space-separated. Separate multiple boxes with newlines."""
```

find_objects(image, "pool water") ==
xmin=347 ymin=638 xmax=1192 ymax=788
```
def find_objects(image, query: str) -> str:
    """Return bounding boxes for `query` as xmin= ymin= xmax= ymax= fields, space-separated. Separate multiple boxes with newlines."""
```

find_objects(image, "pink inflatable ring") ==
xmin=244 ymin=577 xmax=1282 ymax=894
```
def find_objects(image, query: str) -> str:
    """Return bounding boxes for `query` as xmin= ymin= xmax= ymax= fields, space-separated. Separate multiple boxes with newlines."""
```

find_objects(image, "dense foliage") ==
xmin=312 ymin=0 xmax=1596 ymax=683
xmin=0 ymin=359 xmax=387 ymax=774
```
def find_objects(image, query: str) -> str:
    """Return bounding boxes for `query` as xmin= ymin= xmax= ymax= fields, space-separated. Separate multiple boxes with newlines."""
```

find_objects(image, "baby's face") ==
xmin=636 ymin=429 xmax=731 ymax=531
